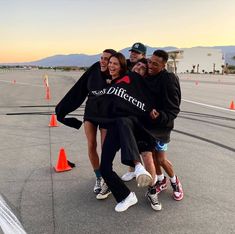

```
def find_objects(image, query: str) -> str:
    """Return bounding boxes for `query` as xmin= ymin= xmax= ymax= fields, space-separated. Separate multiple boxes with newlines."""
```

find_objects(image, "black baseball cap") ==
xmin=129 ymin=42 xmax=147 ymax=55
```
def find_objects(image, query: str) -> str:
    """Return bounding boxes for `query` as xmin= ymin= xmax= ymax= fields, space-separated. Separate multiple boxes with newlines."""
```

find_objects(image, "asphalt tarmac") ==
xmin=0 ymin=69 xmax=234 ymax=234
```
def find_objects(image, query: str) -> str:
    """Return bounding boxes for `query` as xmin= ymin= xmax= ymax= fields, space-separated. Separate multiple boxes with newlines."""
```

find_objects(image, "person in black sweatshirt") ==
xmin=94 ymin=53 xmax=154 ymax=204
xmin=55 ymin=49 xmax=116 ymax=194
xmin=143 ymin=50 xmax=184 ymax=205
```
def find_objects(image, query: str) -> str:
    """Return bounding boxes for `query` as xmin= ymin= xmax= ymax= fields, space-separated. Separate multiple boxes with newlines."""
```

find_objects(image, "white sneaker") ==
xmin=115 ymin=192 xmax=138 ymax=212
xmin=121 ymin=171 xmax=136 ymax=182
xmin=135 ymin=164 xmax=152 ymax=187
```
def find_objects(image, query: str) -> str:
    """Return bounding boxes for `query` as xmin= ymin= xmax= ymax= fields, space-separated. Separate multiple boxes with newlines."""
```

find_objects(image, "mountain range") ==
xmin=2 ymin=46 xmax=235 ymax=67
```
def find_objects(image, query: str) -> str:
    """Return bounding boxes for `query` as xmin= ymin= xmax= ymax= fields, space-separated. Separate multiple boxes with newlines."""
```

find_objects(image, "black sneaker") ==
xmin=146 ymin=187 xmax=162 ymax=211
xmin=96 ymin=182 xmax=111 ymax=200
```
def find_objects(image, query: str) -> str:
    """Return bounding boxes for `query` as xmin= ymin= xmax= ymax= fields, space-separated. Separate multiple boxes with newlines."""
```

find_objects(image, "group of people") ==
xmin=56 ymin=42 xmax=183 ymax=212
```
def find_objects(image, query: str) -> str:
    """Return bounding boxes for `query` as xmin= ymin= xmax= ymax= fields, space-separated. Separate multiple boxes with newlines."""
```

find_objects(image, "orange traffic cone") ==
xmin=54 ymin=148 xmax=72 ymax=172
xmin=49 ymin=114 xmax=59 ymax=127
xmin=45 ymin=86 xmax=51 ymax=100
xmin=229 ymin=101 xmax=235 ymax=110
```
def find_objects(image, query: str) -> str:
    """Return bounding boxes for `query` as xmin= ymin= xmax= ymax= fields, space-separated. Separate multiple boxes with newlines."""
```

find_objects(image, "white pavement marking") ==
xmin=182 ymin=99 xmax=235 ymax=113
xmin=0 ymin=79 xmax=44 ymax=87
xmin=0 ymin=195 xmax=27 ymax=234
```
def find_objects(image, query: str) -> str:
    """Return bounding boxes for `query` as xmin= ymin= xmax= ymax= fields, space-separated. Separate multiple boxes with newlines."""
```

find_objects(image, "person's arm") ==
xmin=55 ymin=63 xmax=100 ymax=128
xmin=150 ymin=73 xmax=181 ymax=126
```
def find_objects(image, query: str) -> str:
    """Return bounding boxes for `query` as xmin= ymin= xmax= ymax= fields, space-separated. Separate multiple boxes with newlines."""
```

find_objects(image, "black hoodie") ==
xmin=55 ymin=68 xmax=181 ymax=143
xmin=84 ymin=70 xmax=181 ymax=143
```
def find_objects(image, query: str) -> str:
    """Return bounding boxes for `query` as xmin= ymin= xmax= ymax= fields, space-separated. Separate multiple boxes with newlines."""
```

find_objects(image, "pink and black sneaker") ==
xmin=155 ymin=176 xmax=168 ymax=194
xmin=170 ymin=176 xmax=184 ymax=201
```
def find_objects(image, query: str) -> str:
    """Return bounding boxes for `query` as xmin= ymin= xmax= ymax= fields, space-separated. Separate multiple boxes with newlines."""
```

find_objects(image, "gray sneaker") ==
xmin=96 ymin=182 xmax=111 ymax=200
xmin=93 ymin=177 xmax=103 ymax=194
xmin=146 ymin=187 xmax=162 ymax=211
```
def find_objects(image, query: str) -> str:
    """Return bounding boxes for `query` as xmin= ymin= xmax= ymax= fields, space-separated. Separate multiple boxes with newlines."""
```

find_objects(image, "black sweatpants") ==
xmin=100 ymin=117 xmax=147 ymax=203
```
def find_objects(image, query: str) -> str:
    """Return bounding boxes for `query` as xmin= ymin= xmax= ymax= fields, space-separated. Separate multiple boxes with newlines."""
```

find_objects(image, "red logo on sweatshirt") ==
xmin=115 ymin=75 xmax=130 ymax=84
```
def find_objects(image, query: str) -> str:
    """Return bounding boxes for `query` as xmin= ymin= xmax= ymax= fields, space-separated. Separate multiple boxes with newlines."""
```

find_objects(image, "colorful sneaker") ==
xmin=93 ymin=177 xmax=103 ymax=194
xmin=135 ymin=164 xmax=152 ymax=187
xmin=146 ymin=187 xmax=162 ymax=211
xmin=115 ymin=192 xmax=138 ymax=212
xmin=96 ymin=182 xmax=111 ymax=200
xmin=170 ymin=176 xmax=184 ymax=201
xmin=121 ymin=171 xmax=136 ymax=182
xmin=155 ymin=176 xmax=168 ymax=194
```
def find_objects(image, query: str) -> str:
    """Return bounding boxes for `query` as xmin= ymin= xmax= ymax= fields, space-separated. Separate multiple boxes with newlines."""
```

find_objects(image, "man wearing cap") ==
xmin=127 ymin=42 xmax=147 ymax=71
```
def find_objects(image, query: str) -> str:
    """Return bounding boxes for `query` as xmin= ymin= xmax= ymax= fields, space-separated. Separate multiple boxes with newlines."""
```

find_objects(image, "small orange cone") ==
xmin=229 ymin=101 xmax=235 ymax=110
xmin=45 ymin=86 xmax=51 ymax=100
xmin=54 ymin=148 xmax=72 ymax=172
xmin=49 ymin=114 xmax=59 ymax=127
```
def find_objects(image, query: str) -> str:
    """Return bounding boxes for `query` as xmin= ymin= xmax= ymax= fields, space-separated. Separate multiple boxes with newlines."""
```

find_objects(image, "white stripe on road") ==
xmin=0 ymin=195 xmax=27 ymax=234
xmin=0 ymin=79 xmax=44 ymax=87
xmin=182 ymin=99 xmax=235 ymax=113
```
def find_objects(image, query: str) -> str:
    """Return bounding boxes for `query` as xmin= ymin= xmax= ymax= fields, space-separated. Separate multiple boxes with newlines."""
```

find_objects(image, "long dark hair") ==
xmin=109 ymin=52 xmax=127 ymax=77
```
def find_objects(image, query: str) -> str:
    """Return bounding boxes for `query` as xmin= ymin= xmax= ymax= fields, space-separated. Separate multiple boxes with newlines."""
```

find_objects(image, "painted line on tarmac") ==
xmin=0 ymin=195 xmax=27 ymax=234
xmin=0 ymin=79 xmax=44 ymax=87
xmin=182 ymin=99 xmax=235 ymax=113
xmin=5 ymin=112 xmax=84 ymax=116
xmin=174 ymin=129 xmax=235 ymax=153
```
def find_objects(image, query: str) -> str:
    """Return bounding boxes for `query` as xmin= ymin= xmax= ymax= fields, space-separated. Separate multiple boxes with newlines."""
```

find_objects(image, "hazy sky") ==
xmin=1 ymin=0 xmax=235 ymax=62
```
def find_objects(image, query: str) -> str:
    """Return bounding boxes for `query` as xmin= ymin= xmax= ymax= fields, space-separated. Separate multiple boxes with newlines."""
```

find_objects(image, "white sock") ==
xmin=157 ymin=174 xmax=165 ymax=182
xmin=154 ymin=175 xmax=158 ymax=184
xmin=135 ymin=163 xmax=143 ymax=171
xmin=170 ymin=175 xmax=176 ymax=184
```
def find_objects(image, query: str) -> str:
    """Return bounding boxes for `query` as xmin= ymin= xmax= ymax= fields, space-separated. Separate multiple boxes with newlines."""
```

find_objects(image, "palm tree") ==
xmin=213 ymin=63 xmax=216 ymax=74
xmin=192 ymin=65 xmax=196 ymax=73
xmin=169 ymin=53 xmax=178 ymax=74
xmin=221 ymin=65 xmax=225 ymax=75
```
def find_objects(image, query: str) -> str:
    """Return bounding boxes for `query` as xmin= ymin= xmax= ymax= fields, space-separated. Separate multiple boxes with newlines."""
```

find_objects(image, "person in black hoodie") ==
xmin=143 ymin=50 xmax=184 ymax=204
xmin=93 ymin=53 xmax=153 ymax=201
xmin=55 ymin=49 xmax=116 ymax=194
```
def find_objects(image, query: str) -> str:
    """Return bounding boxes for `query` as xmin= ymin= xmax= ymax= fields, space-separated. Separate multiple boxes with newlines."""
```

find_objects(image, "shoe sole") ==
xmin=121 ymin=176 xmax=136 ymax=182
xmin=151 ymin=203 xmax=162 ymax=211
xmin=173 ymin=193 xmax=184 ymax=201
xmin=115 ymin=198 xmax=138 ymax=212
xmin=136 ymin=174 xmax=152 ymax=187
xmin=96 ymin=191 xmax=112 ymax=200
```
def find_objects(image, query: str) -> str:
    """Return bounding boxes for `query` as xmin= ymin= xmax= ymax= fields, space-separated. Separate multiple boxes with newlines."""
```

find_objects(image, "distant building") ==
xmin=167 ymin=47 xmax=225 ymax=74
